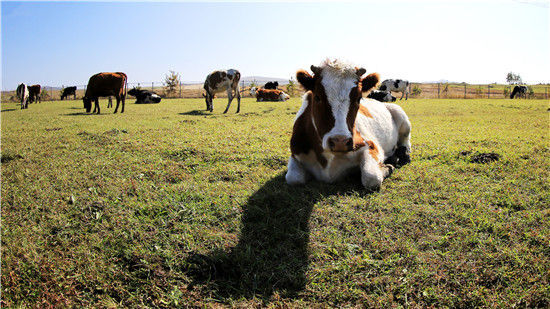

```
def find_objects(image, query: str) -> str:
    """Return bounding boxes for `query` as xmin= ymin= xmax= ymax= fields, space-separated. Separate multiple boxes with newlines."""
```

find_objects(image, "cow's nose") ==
xmin=328 ymin=135 xmax=353 ymax=152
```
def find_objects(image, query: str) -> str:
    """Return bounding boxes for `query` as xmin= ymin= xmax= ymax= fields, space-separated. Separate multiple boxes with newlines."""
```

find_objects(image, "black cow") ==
xmin=28 ymin=84 xmax=41 ymax=103
xmin=367 ymin=90 xmax=396 ymax=102
xmin=61 ymin=86 xmax=77 ymax=100
xmin=128 ymin=88 xmax=161 ymax=104
xmin=263 ymin=81 xmax=279 ymax=90
xmin=510 ymin=85 xmax=528 ymax=99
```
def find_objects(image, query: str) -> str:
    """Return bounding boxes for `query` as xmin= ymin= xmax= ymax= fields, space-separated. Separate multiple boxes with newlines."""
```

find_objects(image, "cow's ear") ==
xmin=361 ymin=73 xmax=380 ymax=93
xmin=310 ymin=65 xmax=322 ymax=75
xmin=296 ymin=70 xmax=315 ymax=91
xmin=355 ymin=67 xmax=366 ymax=77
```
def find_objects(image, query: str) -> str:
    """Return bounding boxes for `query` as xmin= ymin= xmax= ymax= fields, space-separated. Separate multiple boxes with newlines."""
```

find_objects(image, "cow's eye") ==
xmin=314 ymin=95 xmax=320 ymax=101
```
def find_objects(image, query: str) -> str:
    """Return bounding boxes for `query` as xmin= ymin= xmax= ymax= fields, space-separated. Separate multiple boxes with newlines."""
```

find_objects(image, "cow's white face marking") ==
xmin=319 ymin=62 xmax=358 ymax=151
xmin=279 ymin=92 xmax=290 ymax=101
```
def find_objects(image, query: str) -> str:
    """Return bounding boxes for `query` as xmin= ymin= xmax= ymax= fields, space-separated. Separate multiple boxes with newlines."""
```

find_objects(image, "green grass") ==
xmin=1 ymin=97 xmax=549 ymax=307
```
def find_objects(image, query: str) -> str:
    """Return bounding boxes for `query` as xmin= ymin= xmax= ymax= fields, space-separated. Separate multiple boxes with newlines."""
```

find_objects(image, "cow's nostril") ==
xmin=329 ymin=140 xmax=335 ymax=149
xmin=346 ymin=139 xmax=353 ymax=147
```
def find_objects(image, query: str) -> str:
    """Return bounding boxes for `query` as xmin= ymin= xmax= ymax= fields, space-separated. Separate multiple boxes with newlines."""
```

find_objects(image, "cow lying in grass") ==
xmin=250 ymin=87 xmax=290 ymax=102
xmin=128 ymin=88 xmax=162 ymax=104
xmin=286 ymin=59 xmax=411 ymax=190
xmin=367 ymin=90 xmax=396 ymax=102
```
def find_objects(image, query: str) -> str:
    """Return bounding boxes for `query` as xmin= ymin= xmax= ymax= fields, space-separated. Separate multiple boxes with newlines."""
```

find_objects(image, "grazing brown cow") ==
xmin=83 ymin=72 xmax=127 ymax=114
xmin=250 ymin=87 xmax=290 ymax=102
xmin=28 ymin=84 xmax=41 ymax=103
xmin=203 ymin=69 xmax=241 ymax=113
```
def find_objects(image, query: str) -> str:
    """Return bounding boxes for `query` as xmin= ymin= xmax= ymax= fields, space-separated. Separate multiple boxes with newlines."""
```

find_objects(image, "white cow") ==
xmin=286 ymin=59 xmax=411 ymax=190
xmin=16 ymin=83 xmax=29 ymax=109
xmin=379 ymin=79 xmax=410 ymax=100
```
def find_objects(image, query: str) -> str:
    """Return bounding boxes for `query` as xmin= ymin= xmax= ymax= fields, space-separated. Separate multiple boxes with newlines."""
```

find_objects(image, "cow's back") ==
xmin=356 ymin=99 xmax=406 ymax=157
xmin=86 ymin=72 xmax=126 ymax=97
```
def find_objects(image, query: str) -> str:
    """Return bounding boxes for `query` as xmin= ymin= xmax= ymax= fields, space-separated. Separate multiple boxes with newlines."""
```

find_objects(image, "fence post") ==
xmin=487 ymin=85 xmax=490 ymax=99
xmin=152 ymin=82 xmax=154 ymax=91
xmin=464 ymin=84 xmax=466 ymax=99
xmin=437 ymin=83 xmax=440 ymax=99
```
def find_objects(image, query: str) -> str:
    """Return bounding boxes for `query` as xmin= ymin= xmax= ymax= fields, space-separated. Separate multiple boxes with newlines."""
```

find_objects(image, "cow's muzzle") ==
xmin=328 ymin=135 xmax=353 ymax=153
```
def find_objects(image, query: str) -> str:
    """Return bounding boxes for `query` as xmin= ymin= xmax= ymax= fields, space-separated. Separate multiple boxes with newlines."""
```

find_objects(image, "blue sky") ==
xmin=1 ymin=0 xmax=549 ymax=90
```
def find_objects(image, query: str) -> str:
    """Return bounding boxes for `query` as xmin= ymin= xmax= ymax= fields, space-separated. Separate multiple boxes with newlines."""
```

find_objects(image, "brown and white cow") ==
xmin=28 ymin=84 xmax=41 ymax=104
xmin=83 ymin=72 xmax=127 ymax=114
xmin=286 ymin=59 xmax=411 ymax=190
xmin=203 ymin=69 xmax=241 ymax=113
xmin=250 ymin=87 xmax=290 ymax=102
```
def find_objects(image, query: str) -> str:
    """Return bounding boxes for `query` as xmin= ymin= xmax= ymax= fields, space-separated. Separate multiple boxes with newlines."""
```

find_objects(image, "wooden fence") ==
xmin=2 ymin=82 xmax=549 ymax=102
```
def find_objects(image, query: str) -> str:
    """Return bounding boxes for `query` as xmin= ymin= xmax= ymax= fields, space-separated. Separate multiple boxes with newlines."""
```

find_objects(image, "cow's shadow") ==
xmin=1 ymin=108 xmax=17 ymax=113
xmin=184 ymin=172 xmax=365 ymax=300
xmin=179 ymin=110 xmax=211 ymax=116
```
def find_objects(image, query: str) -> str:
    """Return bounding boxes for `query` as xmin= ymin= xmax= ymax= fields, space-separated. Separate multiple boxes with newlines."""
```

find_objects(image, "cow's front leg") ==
xmin=94 ymin=98 xmax=100 ymax=114
xmin=360 ymin=153 xmax=393 ymax=191
xmin=286 ymin=156 xmax=310 ymax=185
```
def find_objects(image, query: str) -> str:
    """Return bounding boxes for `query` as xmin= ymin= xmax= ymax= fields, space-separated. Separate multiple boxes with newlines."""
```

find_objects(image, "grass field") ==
xmin=1 ymin=97 xmax=549 ymax=307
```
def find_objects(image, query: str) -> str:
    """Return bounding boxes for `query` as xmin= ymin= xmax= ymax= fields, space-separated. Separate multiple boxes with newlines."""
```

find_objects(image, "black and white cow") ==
xmin=203 ymin=69 xmax=241 ymax=113
xmin=128 ymin=88 xmax=162 ymax=104
xmin=264 ymin=81 xmax=279 ymax=90
xmin=16 ymin=83 xmax=29 ymax=109
xmin=367 ymin=90 xmax=396 ymax=102
xmin=286 ymin=59 xmax=411 ymax=190
xmin=510 ymin=85 xmax=528 ymax=99
xmin=379 ymin=79 xmax=409 ymax=100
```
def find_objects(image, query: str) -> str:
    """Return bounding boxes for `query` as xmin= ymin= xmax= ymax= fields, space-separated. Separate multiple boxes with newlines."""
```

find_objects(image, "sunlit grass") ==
xmin=1 ymin=97 xmax=548 ymax=307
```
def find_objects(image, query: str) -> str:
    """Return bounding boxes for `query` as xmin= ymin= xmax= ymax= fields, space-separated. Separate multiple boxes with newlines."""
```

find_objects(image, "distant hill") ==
xmin=181 ymin=76 xmax=289 ymax=89
xmin=240 ymin=76 xmax=289 ymax=86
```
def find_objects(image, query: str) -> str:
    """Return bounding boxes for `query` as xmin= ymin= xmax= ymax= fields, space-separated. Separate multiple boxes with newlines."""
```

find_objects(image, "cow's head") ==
xmin=128 ymin=87 xmax=140 ymax=97
xmin=279 ymin=91 xmax=290 ymax=101
xmin=296 ymin=59 xmax=379 ymax=153
xmin=83 ymin=97 xmax=92 ymax=113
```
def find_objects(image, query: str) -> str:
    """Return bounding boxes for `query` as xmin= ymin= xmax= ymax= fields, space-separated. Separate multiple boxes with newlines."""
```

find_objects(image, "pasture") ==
xmin=1 ymin=97 xmax=549 ymax=307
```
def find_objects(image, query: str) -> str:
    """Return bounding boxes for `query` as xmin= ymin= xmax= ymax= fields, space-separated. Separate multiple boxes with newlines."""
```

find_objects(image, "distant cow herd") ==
xmin=14 ymin=67 xmax=532 ymax=114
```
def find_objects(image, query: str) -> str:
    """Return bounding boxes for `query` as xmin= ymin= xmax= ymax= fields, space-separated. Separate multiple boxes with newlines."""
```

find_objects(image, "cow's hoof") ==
xmin=384 ymin=155 xmax=398 ymax=166
xmin=382 ymin=164 xmax=395 ymax=179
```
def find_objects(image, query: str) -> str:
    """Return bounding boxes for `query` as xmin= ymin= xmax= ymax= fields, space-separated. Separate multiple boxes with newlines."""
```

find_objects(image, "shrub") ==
xmin=40 ymin=89 xmax=50 ymax=101
xmin=164 ymin=70 xmax=181 ymax=97
xmin=287 ymin=78 xmax=296 ymax=97
xmin=412 ymin=85 xmax=422 ymax=96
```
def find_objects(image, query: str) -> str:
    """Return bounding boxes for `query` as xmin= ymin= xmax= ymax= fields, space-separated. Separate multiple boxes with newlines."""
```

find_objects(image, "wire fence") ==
xmin=2 ymin=82 xmax=549 ymax=102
